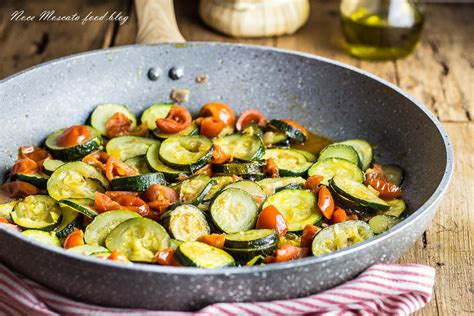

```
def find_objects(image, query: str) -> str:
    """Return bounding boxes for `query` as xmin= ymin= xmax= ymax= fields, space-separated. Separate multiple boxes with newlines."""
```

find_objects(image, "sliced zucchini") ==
xmin=312 ymin=220 xmax=373 ymax=256
xmin=369 ymin=215 xmax=400 ymax=234
xmin=292 ymin=149 xmax=317 ymax=162
xmin=22 ymin=230 xmax=61 ymax=247
xmin=84 ymin=210 xmax=141 ymax=246
xmin=159 ymin=135 xmax=213 ymax=172
xmin=68 ymin=244 xmax=109 ymax=256
xmin=174 ymin=241 xmax=235 ymax=268
xmin=140 ymin=103 xmax=173 ymax=130
xmin=212 ymin=161 xmax=264 ymax=179
xmin=224 ymin=246 xmax=275 ymax=263
xmin=339 ymin=139 xmax=373 ymax=170
xmin=54 ymin=206 xmax=82 ymax=238
xmin=242 ymin=123 xmax=264 ymax=137
xmin=308 ymin=158 xmax=364 ymax=185
xmin=0 ymin=200 xmax=20 ymax=220
xmin=210 ymin=188 xmax=258 ymax=234
xmin=42 ymin=159 xmax=65 ymax=175
xmin=146 ymin=144 xmax=186 ymax=181
xmin=383 ymin=199 xmax=407 ymax=218
xmin=11 ymin=195 xmax=62 ymax=230
xmin=153 ymin=122 xmax=199 ymax=140
xmin=124 ymin=156 xmax=151 ymax=174
xmin=45 ymin=126 xmax=102 ymax=161
xmin=15 ymin=173 xmax=49 ymax=189
xmin=90 ymin=251 xmax=112 ymax=258
xmin=218 ymin=125 xmax=235 ymax=137
xmin=162 ymin=204 xmax=210 ymax=241
xmin=59 ymin=198 xmax=98 ymax=218
xmin=105 ymin=217 xmax=169 ymax=262
xmin=330 ymin=176 xmax=390 ymax=211
xmin=91 ymin=104 xmax=137 ymax=136
xmin=225 ymin=180 xmax=266 ymax=207
xmin=382 ymin=164 xmax=405 ymax=186
xmin=110 ymin=173 xmax=166 ymax=192
xmin=318 ymin=144 xmax=361 ymax=169
xmin=224 ymin=229 xmax=278 ymax=250
xmin=257 ymin=177 xmax=306 ymax=196
xmin=106 ymin=136 xmax=160 ymax=161
xmin=177 ymin=175 xmax=214 ymax=205
xmin=268 ymin=119 xmax=307 ymax=143
xmin=279 ymin=232 xmax=302 ymax=247
xmin=245 ymin=255 xmax=265 ymax=266
xmin=204 ymin=176 xmax=234 ymax=201
xmin=262 ymin=189 xmax=321 ymax=232
xmin=214 ymin=134 xmax=264 ymax=161
xmin=262 ymin=131 xmax=288 ymax=146
xmin=47 ymin=161 xmax=109 ymax=200
xmin=169 ymin=238 xmax=184 ymax=250
xmin=263 ymin=149 xmax=312 ymax=177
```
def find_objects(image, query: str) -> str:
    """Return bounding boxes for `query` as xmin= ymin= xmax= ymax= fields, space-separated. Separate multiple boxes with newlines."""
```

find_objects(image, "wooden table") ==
xmin=1 ymin=0 xmax=472 ymax=314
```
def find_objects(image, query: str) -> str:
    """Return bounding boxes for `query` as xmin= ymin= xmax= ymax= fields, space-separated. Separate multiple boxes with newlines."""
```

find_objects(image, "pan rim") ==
xmin=0 ymin=42 xmax=454 ymax=275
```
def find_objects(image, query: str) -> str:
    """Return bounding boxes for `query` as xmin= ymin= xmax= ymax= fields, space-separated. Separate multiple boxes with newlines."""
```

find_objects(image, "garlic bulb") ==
xmin=199 ymin=0 xmax=310 ymax=38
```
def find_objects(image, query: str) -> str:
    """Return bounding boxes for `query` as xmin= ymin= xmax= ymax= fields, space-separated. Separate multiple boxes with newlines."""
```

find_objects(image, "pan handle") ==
xmin=135 ymin=0 xmax=185 ymax=43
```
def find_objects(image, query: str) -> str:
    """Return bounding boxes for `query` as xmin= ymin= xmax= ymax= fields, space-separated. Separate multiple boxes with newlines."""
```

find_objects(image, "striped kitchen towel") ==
xmin=0 ymin=263 xmax=435 ymax=316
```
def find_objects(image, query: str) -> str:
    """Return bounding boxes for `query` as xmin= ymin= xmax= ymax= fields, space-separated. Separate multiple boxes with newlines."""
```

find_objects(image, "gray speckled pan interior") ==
xmin=0 ymin=43 xmax=453 ymax=311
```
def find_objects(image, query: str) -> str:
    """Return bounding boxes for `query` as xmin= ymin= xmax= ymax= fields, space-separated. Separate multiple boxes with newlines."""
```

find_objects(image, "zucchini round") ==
xmin=159 ymin=135 xmax=213 ymax=172
xmin=110 ymin=172 xmax=166 ymax=192
xmin=225 ymin=180 xmax=266 ymax=207
xmin=262 ymin=189 xmax=321 ymax=232
xmin=11 ymin=195 xmax=62 ymax=230
xmin=42 ymin=159 xmax=65 ymax=175
xmin=257 ymin=177 xmax=306 ymax=196
xmin=68 ymin=244 xmax=109 ymax=256
xmin=382 ymin=164 xmax=405 ymax=186
xmin=0 ymin=200 xmax=20 ymax=220
xmin=292 ymin=149 xmax=317 ymax=162
xmin=204 ymin=176 xmax=234 ymax=201
xmin=212 ymin=161 xmax=264 ymax=179
xmin=54 ymin=206 xmax=83 ymax=238
xmin=210 ymin=188 xmax=258 ymax=234
xmin=45 ymin=126 xmax=102 ymax=161
xmin=330 ymin=176 xmax=390 ymax=211
xmin=106 ymin=136 xmax=160 ymax=161
xmin=223 ymin=246 xmax=276 ymax=263
xmin=312 ymin=220 xmax=373 ymax=256
xmin=140 ymin=103 xmax=173 ymax=130
xmin=318 ymin=144 xmax=361 ymax=168
xmin=224 ymin=229 xmax=278 ymax=249
xmin=263 ymin=149 xmax=312 ymax=177
xmin=22 ymin=230 xmax=61 ymax=247
xmin=177 ymin=175 xmax=214 ymax=205
xmin=162 ymin=204 xmax=210 ymax=241
xmin=15 ymin=173 xmax=49 ymax=189
xmin=268 ymin=119 xmax=307 ymax=143
xmin=146 ymin=144 xmax=186 ymax=181
xmin=214 ymin=134 xmax=264 ymax=161
xmin=383 ymin=199 xmax=407 ymax=218
xmin=369 ymin=215 xmax=400 ymax=234
xmin=339 ymin=139 xmax=373 ymax=170
xmin=91 ymin=104 xmax=137 ymax=136
xmin=153 ymin=122 xmax=199 ymax=140
xmin=124 ymin=156 xmax=151 ymax=174
xmin=262 ymin=131 xmax=288 ymax=146
xmin=308 ymin=158 xmax=364 ymax=185
xmin=84 ymin=210 xmax=141 ymax=246
xmin=47 ymin=161 xmax=109 ymax=200
xmin=175 ymin=241 xmax=235 ymax=268
xmin=105 ymin=217 xmax=170 ymax=262
xmin=59 ymin=198 xmax=98 ymax=218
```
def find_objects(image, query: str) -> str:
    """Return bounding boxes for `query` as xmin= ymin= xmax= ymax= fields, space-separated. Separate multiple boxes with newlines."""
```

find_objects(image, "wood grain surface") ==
xmin=0 ymin=0 xmax=472 ymax=314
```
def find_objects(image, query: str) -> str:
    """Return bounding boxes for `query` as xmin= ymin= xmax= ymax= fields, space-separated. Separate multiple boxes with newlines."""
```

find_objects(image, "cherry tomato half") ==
xmin=105 ymin=113 xmax=133 ymax=138
xmin=58 ymin=125 xmax=91 ymax=147
xmin=105 ymin=157 xmax=138 ymax=181
xmin=155 ymin=105 xmax=192 ymax=134
xmin=199 ymin=102 xmax=235 ymax=126
xmin=235 ymin=109 xmax=266 ymax=131
xmin=200 ymin=116 xmax=225 ymax=138
xmin=256 ymin=205 xmax=288 ymax=236
xmin=318 ymin=186 xmax=335 ymax=220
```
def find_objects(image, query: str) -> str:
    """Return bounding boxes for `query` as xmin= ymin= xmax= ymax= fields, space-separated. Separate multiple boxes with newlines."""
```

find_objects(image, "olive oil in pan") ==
xmin=341 ymin=4 xmax=424 ymax=60
xmin=293 ymin=132 xmax=332 ymax=156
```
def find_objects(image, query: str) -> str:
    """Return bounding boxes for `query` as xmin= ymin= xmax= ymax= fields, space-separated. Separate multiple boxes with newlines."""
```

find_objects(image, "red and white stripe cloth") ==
xmin=0 ymin=263 xmax=435 ymax=316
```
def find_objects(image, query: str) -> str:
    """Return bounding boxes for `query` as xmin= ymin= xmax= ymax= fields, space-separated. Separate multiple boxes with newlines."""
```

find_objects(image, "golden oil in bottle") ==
xmin=340 ymin=0 xmax=424 ymax=60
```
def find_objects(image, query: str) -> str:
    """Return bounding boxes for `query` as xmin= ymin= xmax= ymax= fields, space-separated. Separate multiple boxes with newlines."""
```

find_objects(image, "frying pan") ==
xmin=0 ymin=0 xmax=453 ymax=311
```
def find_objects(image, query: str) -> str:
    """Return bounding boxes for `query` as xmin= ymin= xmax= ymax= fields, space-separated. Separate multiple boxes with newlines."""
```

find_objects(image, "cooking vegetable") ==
xmin=225 ymin=180 xmax=266 ymax=207
xmin=318 ymin=144 xmax=361 ymax=169
xmin=175 ymin=241 xmax=235 ymax=268
xmin=268 ymin=119 xmax=308 ymax=142
xmin=155 ymin=105 xmax=192 ymax=134
xmin=255 ymin=205 xmax=288 ymax=236
xmin=308 ymin=158 xmax=364 ymax=185
xmin=45 ymin=125 xmax=102 ymax=160
xmin=262 ymin=189 xmax=321 ymax=232
xmin=54 ymin=206 xmax=82 ymax=238
xmin=110 ymin=173 xmax=166 ymax=192
xmin=318 ymin=186 xmax=335 ymax=219
xmin=15 ymin=173 xmax=49 ymax=189
xmin=210 ymin=188 xmax=258 ymax=233
xmin=23 ymin=230 xmax=61 ymax=247
xmin=212 ymin=161 xmax=264 ymax=179
xmin=162 ymin=204 xmax=210 ymax=241
xmin=140 ymin=103 xmax=173 ymax=130
xmin=146 ymin=144 xmax=185 ymax=181
xmin=382 ymin=165 xmax=405 ymax=186
xmin=84 ymin=210 xmax=141 ymax=246
xmin=106 ymin=136 xmax=160 ymax=161
xmin=214 ymin=134 xmax=264 ymax=161
xmin=236 ymin=109 xmax=266 ymax=131
xmin=63 ymin=229 xmax=85 ymax=249
xmin=0 ymin=201 xmax=19 ymax=220
xmin=67 ymin=244 xmax=109 ymax=256
xmin=330 ymin=176 xmax=390 ymax=211
xmin=124 ymin=156 xmax=151 ymax=174
xmin=199 ymin=102 xmax=235 ymax=126
xmin=105 ymin=217 xmax=169 ymax=262
xmin=59 ymin=198 xmax=98 ymax=218
xmin=153 ymin=122 xmax=199 ymax=140
xmin=312 ymin=220 xmax=373 ymax=256
xmin=369 ymin=215 xmax=400 ymax=234
xmin=42 ymin=159 xmax=65 ymax=175
xmin=159 ymin=135 xmax=213 ymax=172
xmin=383 ymin=199 xmax=407 ymax=217
xmin=257 ymin=177 xmax=306 ymax=196
xmin=339 ymin=139 xmax=373 ymax=170
xmin=91 ymin=104 xmax=137 ymax=136
xmin=11 ymin=195 xmax=62 ymax=230
xmin=263 ymin=149 xmax=312 ymax=177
